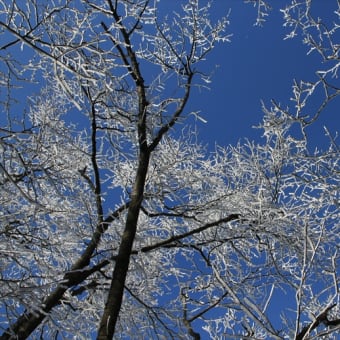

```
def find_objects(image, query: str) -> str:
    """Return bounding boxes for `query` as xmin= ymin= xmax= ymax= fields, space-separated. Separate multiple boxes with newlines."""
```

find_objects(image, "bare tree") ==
xmin=0 ymin=1 xmax=339 ymax=339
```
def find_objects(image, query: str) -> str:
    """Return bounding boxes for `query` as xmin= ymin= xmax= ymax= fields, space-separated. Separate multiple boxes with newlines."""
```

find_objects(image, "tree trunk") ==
xmin=97 ymin=150 xmax=150 ymax=339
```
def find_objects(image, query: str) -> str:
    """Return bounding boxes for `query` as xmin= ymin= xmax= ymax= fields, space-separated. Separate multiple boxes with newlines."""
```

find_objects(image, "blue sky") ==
xmin=178 ymin=1 xmax=339 ymax=149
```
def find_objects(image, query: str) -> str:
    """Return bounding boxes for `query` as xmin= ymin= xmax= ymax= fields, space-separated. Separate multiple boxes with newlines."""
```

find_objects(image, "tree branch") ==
xmin=140 ymin=214 xmax=240 ymax=253
xmin=0 ymin=203 xmax=128 ymax=339
xmin=296 ymin=304 xmax=340 ymax=340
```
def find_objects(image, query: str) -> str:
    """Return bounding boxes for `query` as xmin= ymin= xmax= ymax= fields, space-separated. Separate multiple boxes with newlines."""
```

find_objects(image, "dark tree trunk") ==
xmin=97 ymin=150 xmax=150 ymax=339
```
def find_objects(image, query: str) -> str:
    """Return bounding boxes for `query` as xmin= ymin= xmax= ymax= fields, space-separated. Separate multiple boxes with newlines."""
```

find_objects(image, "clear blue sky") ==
xmin=177 ymin=1 xmax=339 ymax=149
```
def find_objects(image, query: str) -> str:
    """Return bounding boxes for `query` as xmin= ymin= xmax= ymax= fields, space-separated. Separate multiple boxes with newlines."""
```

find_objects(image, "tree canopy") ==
xmin=0 ymin=1 xmax=339 ymax=339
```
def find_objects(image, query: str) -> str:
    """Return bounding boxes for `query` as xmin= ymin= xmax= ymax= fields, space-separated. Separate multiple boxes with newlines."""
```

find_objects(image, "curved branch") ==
xmin=0 ymin=202 xmax=129 ymax=340
xmin=140 ymin=214 xmax=240 ymax=253
xmin=296 ymin=304 xmax=340 ymax=340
